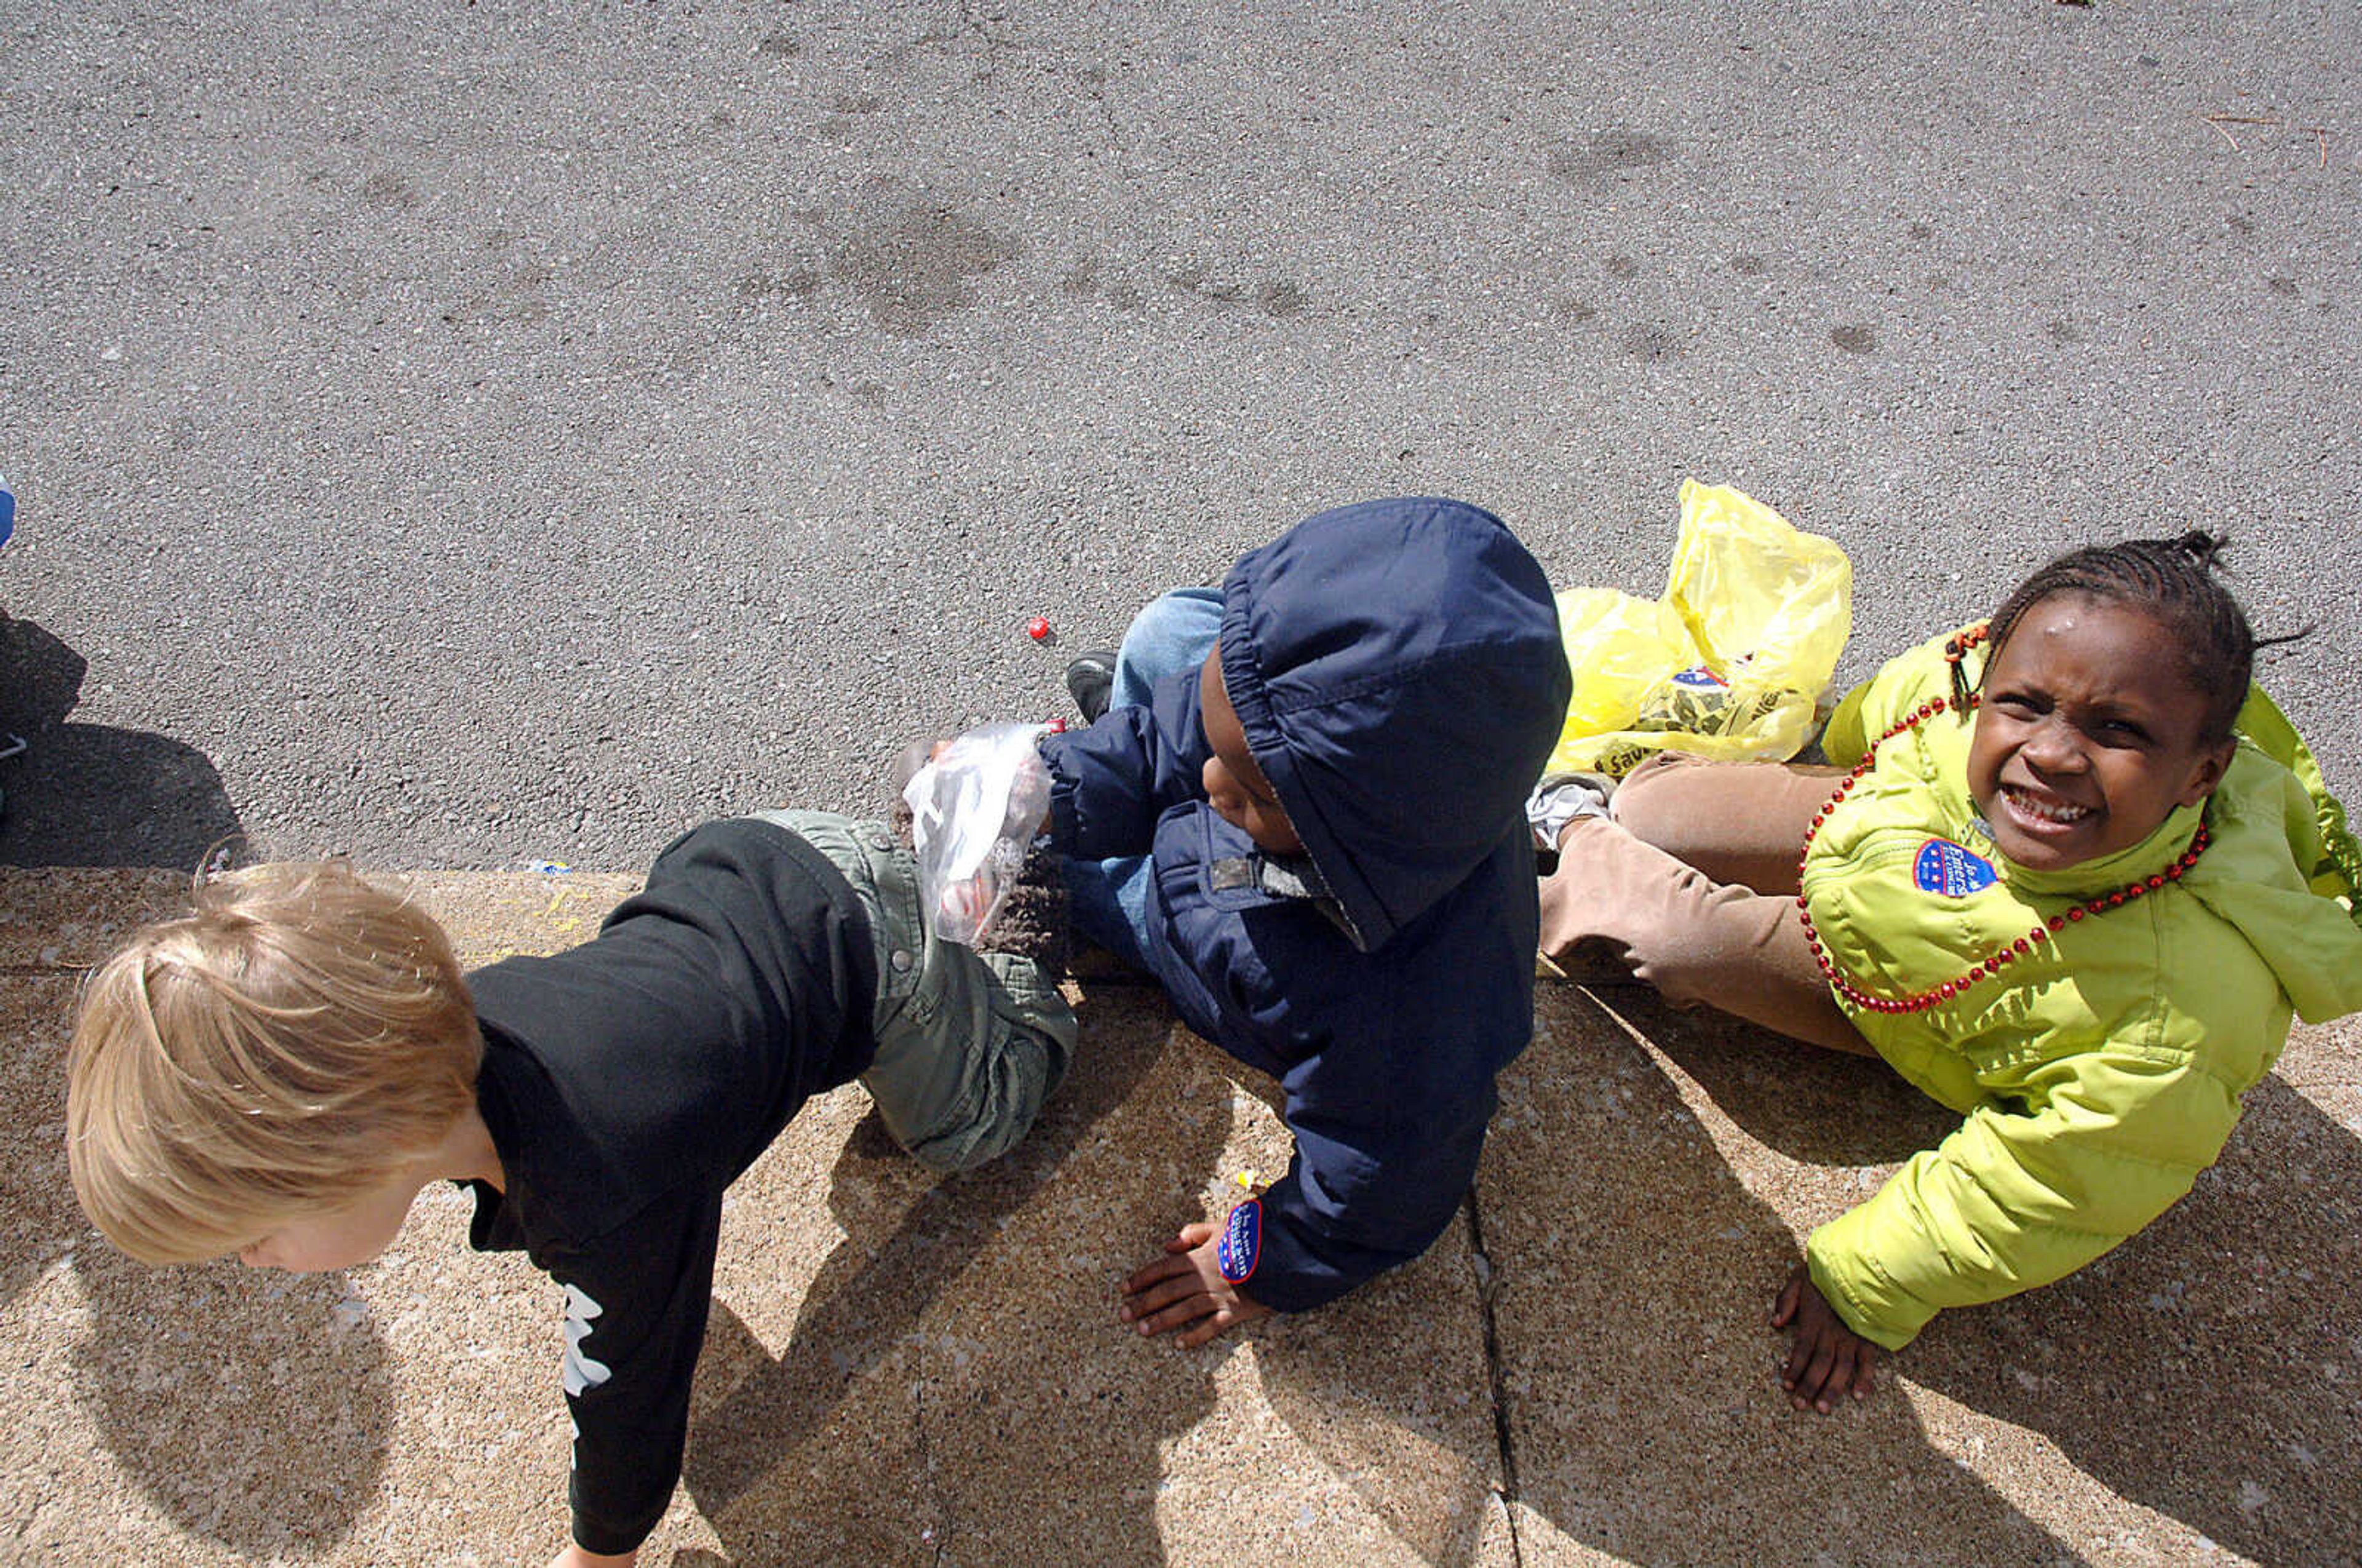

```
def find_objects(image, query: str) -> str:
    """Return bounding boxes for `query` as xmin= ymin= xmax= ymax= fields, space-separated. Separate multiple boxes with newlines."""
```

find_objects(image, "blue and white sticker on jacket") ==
xmin=1915 ymin=837 xmax=1998 ymax=898
xmin=1217 ymin=1199 xmax=1262 ymax=1285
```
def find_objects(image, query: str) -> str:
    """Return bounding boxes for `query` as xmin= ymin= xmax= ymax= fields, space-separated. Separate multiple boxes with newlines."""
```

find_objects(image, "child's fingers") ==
xmin=1121 ymin=1270 xmax=1214 ymax=1325
xmin=1167 ymin=1221 xmax=1217 ymax=1253
xmin=1115 ymin=1246 xmax=1209 ymax=1294
xmin=1121 ymin=1267 xmax=1198 ymax=1311
xmin=1120 ymin=1251 xmax=1196 ymax=1300
xmin=1810 ymin=1345 xmax=1850 ymax=1412
xmin=1799 ymin=1337 xmax=1870 ymax=1414
xmin=1824 ymin=1342 xmax=1867 ymax=1412
xmin=1770 ymin=1268 xmax=1803 ymax=1327
xmin=1780 ymin=1316 xmax=1817 ymax=1389
xmin=1132 ymin=1291 xmax=1218 ymax=1339
xmin=1848 ymin=1345 xmax=1877 ymax=1399
xmin=1175 ymin=1308 xmax=1239 ymax=1350
xmin=1788 ymin=1332 xmax=1839 ymax=1411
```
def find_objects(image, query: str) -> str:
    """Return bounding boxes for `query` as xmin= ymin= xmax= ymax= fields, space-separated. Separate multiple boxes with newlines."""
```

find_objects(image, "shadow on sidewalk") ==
xmin=1909 ymin=1077 xmax=2362 ymax=1563
xmin=0 ymin=617 xmax=241 ymax=869
xmin=680 ymin=986 xmax=1227 ymax=1565
xmin=1471 ymin=992 xmax=2081 ymax=1565
xmin=68 ymin=1249 xmax=396 ymax=1556
xmin=1597 ymin=990 xmax=2361 ymax=1564
xmin=1250 ymin=1246 xmax=1511 ymax=1564
xmin=3 ymin=971 xmax=389 ymax=1554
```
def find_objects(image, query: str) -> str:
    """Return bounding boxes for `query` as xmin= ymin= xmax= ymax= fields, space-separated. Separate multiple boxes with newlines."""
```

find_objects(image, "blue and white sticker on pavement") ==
xmin=1 ymin=472 xmax=15 ymax=549
xmin=1216 ymin=1199 xmax=1262 ymax=1285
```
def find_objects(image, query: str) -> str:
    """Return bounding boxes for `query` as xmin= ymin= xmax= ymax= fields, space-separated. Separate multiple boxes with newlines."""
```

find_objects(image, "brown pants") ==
xmin=1538 ymin=752 xmax=1874 ymax=1054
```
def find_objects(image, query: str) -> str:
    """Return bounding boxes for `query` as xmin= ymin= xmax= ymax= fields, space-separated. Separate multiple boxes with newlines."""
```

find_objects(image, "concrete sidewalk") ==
xmin=2 ymin=867 xmax=2356 ymax=1566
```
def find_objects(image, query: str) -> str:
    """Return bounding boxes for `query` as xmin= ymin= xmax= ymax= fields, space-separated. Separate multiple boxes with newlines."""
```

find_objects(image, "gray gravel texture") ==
xmin=1 ymin=1 xmax=2355 ymax=872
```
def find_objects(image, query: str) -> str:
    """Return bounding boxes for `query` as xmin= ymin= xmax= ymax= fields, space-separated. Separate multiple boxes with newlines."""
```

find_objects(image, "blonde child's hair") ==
xmin=65 ymin=861 xmax=482 ymax=1265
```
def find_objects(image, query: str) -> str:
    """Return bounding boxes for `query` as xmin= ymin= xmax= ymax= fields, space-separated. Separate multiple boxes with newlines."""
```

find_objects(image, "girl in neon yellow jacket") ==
xmin=1535 ymin=533 xmax=2362 ymax=1411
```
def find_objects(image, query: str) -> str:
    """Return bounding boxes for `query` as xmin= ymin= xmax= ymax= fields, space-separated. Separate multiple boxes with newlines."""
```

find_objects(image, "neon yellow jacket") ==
xmin=1800 ymin=629 xmax=2362 ymax=1350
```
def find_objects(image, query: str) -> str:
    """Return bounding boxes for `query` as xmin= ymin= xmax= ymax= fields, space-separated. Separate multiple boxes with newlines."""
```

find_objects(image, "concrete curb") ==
xmin=3 ymin=869 xmax=2355 ymax=1565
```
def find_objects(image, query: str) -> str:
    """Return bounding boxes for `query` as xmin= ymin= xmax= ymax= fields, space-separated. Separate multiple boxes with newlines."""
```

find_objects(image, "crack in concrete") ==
xmin=1463 ymin=1188 xmax=1525 ymax=1566
xmin=912 ymin=1335 xmax=950 ymax=1566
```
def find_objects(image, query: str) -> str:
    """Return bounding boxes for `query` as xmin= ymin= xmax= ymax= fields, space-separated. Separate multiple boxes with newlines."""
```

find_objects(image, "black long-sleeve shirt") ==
xmin=463 ymin=818 xmax=880 ymax=1554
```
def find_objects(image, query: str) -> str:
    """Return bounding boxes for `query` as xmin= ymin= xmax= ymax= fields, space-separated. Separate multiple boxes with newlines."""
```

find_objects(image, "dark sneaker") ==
xmin=1064 ymin=651 xmax=1118 ymax=725
xmin=1528 ymin=772 xmax=1616 ymax=861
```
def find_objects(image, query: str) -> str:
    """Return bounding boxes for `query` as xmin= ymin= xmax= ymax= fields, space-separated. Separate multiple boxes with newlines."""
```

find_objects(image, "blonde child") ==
xmin=1532 ymin=533 xmax=2362 ymax=1411
xmin=66 ymin=810 xmax=1076 ymax=1566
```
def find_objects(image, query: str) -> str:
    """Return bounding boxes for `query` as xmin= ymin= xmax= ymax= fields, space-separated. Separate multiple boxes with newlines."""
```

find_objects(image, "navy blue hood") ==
xmin=1217 ymin=497 xmax=1570 ymax=952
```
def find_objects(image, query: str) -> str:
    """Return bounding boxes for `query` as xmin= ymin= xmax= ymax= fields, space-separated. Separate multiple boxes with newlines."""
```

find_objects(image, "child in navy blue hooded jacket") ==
xmin=1039 ymin=497 xmax=1571 ymax=1343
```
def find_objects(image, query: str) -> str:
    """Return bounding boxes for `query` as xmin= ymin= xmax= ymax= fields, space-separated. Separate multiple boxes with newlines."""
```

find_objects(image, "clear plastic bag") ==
xmin=902 ymin=722 xmax=1054 ymax=946
xmin=1549 ymin=480 xmax=1853 ymax=778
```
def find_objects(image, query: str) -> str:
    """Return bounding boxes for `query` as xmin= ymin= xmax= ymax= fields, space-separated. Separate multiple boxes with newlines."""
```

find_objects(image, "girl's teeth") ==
xmin=2010 ymin=790 xmax=2089 ymax=824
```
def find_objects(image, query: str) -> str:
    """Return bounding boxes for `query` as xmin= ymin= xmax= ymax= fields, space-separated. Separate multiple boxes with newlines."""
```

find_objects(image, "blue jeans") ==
xmin=1064 ymin=587 xmax=1223 ymax=967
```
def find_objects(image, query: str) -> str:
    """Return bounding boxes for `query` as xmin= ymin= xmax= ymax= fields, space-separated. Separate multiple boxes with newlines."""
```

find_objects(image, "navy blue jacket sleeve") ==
xmin=1237 ymin=1083 xmax=1498 ymax=1313
xmin=1136 ymin=809 xmax=1530 ymax=1315
xmin=1040 ymin=668 xmax=1213 ymax=861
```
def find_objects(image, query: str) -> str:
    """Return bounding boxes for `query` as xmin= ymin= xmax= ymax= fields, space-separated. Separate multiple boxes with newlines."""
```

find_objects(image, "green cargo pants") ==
xmin=750 ymin=810 xmax=1077 ymax=1172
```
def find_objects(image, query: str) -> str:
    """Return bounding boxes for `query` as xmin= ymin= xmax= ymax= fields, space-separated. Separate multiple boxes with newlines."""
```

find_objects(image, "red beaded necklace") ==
xmin=1793 ymin=689 xmax=2211 ymax=1016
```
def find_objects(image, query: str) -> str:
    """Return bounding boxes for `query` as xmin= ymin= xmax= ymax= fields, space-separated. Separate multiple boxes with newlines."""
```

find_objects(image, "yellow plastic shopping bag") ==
xmin=1549 ymin=480 xmax=1852 ymax=778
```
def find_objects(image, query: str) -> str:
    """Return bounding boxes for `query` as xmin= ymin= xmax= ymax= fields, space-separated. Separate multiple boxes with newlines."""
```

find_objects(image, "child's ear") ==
xmin=2177 ymin=738 xmax=2239 ymax=809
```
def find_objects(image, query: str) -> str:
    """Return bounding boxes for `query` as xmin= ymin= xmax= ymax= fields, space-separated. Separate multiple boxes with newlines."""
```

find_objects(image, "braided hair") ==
xmin=1956 ymin=531 xmax=2291 ymax=743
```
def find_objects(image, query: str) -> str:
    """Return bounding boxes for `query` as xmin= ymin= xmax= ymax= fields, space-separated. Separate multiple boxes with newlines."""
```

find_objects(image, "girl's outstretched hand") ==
xmin=1118 ymin=1221 xmax=1271 ymax=1348
xmin=1771 ymin=1264 xmax=1877 ymax=1412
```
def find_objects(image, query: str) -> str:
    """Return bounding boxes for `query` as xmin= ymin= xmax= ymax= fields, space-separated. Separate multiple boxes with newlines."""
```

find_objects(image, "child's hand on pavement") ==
xmin=1119 ymin=1221 xmax=1271 ymax=1348
xmin=1770 ymin=1264 xmax=1877 ymax=1412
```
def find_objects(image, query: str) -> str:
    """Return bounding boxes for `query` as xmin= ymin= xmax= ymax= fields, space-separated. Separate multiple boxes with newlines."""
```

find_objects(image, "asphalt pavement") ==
xmin=2 ymin=0 xmax=2355 ymax=872
xmin=5 ymin=14 xmax=2360 ymax=1562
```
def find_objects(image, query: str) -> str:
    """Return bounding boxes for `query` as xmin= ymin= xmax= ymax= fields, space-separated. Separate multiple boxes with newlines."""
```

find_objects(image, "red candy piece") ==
xmin=1025 ymin=616 xmax=1052 ymax=640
